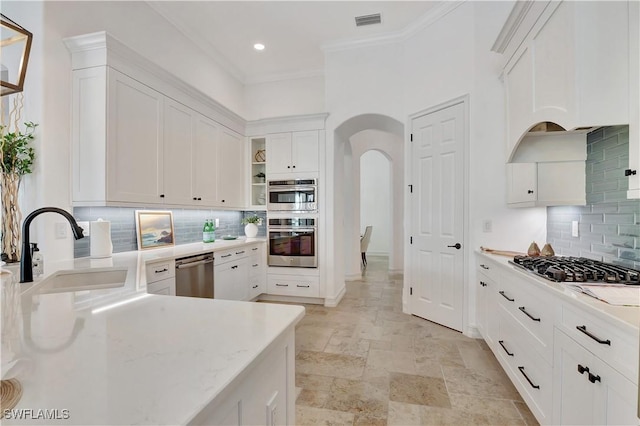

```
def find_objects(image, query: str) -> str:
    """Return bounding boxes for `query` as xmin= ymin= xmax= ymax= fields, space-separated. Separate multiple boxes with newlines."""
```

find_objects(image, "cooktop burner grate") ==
xmin=510 ymin=256 xmax=640 ymax=285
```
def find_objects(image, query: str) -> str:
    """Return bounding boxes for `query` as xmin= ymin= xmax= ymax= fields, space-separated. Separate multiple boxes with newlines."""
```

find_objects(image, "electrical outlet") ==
xmin=571 ymin=220 xmax=579 ymax=237
xmin=77 ymin=221 xmax=90 ymax=236
xmin=55 ymin=222 xmax=67 ymax=239
xmin=215 ymin=218 xmax=219 ymax=228
xmin=482 ymin=220 xmax=492 ymax=233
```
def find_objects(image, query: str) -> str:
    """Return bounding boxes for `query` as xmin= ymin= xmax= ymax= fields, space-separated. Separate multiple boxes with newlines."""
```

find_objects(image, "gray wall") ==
xmin=547 ymin=126 xmax=639 ymax=269
xmin=74 ymin=207 xmax=266 ymax=258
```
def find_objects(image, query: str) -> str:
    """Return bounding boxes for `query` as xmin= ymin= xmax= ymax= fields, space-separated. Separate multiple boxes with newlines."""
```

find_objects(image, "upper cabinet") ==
xmin=627 ymin=1 xmax=640 ymax=199
xmin=266 ymin=131 xmax=319 ymax=176
xmin=65 ymin=32 xmax=246 ymax=208
xmin=494 ymin=1 xmax=631 ymax=161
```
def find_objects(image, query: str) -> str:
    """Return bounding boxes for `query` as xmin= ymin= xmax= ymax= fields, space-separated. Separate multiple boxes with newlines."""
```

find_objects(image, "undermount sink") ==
xmin=36 ymin=267 xmax=128 ymax=294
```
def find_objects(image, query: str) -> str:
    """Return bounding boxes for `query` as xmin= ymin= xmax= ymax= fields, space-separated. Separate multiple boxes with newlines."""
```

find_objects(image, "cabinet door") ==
xmin=107 ymin=70 xmax=164 ymax=204
xmin=291 ymin=131 xmax=319 ymax=173
xmin=217 ymin=128 xmax=245 ymax=208
xmin=163 ymin=98 xmax=194 ymax=205
xmin=537 ymin=161 xmax=585 ymax=206
xmin=505 ymin=47 xmax=534 ymax=158
xmin=628 ymin=0 xmax=640 ymax=199
xmin=214 ymin=259 xmax=248 ymax=301
xmin=147 ymin=277 xmax=176 ymax=296
xmin=193 ymin=114 xmax=219 ymax=205
xmin=506 ymin=163 xmax=537 ymax=205
xmin=266 ymin=133 xmax=293 ymax=174
xmin=553 ymin=330 xmax=639 ymax=426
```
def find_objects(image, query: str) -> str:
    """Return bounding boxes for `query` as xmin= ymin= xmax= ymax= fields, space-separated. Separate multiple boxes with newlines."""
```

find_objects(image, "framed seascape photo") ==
xmin=135 ymin=210 xmax=175 ymax=250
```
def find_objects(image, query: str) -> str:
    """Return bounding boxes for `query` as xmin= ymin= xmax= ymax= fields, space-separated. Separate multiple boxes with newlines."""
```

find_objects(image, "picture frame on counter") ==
xmin=135 ymin=210 xmax=175 ymax=250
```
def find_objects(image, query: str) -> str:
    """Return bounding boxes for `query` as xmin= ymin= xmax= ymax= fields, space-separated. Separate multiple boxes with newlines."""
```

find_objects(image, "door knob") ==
xmin=447 ymin=243 xmax=462 ymax=249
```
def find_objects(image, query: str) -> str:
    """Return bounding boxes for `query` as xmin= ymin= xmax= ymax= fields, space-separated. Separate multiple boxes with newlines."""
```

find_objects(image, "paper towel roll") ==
xmin=90 ymin=219 xmax=113 ymax=258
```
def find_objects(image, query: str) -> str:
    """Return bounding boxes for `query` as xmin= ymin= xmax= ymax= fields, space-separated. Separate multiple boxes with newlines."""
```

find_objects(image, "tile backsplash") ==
xmin=74 ymin=207 xmax=266 ymax=258
xmin=547 ymin=126 xmax=639 ymax=268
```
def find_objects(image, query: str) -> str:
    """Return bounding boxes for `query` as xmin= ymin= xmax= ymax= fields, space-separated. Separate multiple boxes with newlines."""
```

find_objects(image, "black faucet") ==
xmin=20 ymin=207 xmax=85 ymax=283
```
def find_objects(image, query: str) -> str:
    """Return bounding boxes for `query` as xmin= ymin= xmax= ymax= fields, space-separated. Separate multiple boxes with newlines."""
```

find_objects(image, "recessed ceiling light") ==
xmin=253 ymin=43 xmax=265 ymax=51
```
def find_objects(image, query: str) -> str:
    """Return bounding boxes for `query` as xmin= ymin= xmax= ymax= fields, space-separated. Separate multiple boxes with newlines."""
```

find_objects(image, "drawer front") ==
xmin=146 ymin=259 xmax=175 ymax=283
xmin=215 ymin=246 xmax=252 ymax=265
xmin=267 ymin=275 xmax=319 ymax=297
xmin=496 ymin=276 xmax=554 ymax=363
xmin=559 ymin=302 xmax=639 ymax=382
xmin=248 ymin=254 xmax=265 ymax=278
xmin=496 ymin=308 xmax=553 ymax=424
xmin=476 ymin=255 xmax=500 ymax=282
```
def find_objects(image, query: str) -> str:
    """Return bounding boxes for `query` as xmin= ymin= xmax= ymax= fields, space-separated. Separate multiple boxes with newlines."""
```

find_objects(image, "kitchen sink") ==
xmin=36 ymin=267 xmax=128 ymax=294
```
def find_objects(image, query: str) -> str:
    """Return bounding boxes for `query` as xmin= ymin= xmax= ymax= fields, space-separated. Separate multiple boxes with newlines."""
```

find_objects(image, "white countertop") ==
xmin=476 ymin=251 xmax=640 ymax=333
xmin=1 ymin=238 xmax=305 ymax=425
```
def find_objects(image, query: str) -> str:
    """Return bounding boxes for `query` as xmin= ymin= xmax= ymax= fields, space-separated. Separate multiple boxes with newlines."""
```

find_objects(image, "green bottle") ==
xmin=209 ymin=219 xmax=216 ymax=242
xmin=202 ymin=220 xmax=209 ymax=243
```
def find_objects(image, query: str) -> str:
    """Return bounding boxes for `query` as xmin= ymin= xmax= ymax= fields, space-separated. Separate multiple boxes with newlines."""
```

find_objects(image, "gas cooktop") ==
xmin=510 ymin=256 xmax=640 ymax=285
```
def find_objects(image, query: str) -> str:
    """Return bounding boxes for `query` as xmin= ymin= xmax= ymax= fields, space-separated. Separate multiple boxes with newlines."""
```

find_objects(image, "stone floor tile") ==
xmin=442 ymin=365 xmax=522 ymax=400
xmin=514 ymin=400 xmax=540 ymax=426
xmin=296 ymin=372 xmax=334 ymax=391
xmin=367 ymin=349 xmax=417 ymax=375
xmin=296 ymin=350 xmax=366 ymax=379
xmin=449 ymin=393 xmax=524 ymax=420
xmin=389 ymin=372 xmax=451 ymax=407
xmin=324 ymin=335 xmax=371 ymax=358
xmin=418 ymin=405 xmax=519 ymax=425
xmin=295 ymin=405 xmax=355 ymax=426
xmin=353 ymin=414 xmax=387 ymax=425
xmin=296 ymin=388 xmax=331 ymax=408
xmin=295 ymin=324 xmax=335 ymax=352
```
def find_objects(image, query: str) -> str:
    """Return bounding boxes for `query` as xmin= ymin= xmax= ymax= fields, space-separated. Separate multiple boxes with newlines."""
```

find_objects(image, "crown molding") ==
xmin=321 ymin=1 xmax=466 ymax=53
xmin=245 ymin=113 xmax=329 ymax=136
xmin=244 ymin=69 xmax=325 ymax=85
xmin=146 ymin=1 xmax=246 ymax=84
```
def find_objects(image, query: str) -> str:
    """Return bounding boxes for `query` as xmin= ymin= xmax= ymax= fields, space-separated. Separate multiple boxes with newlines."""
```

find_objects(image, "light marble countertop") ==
xmin=476 ymin=251 xmax=640 ymax=333
xmin=1 ymin=238 xmax=305 ymax=425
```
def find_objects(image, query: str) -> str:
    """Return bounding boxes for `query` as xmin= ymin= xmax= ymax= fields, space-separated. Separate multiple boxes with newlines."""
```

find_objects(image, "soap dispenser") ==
xmin=31 ymin=243 xmax=44 ymax=277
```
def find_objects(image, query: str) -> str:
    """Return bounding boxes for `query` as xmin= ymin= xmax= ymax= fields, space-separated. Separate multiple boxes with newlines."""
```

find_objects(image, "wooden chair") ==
xmin=360 ymin=226 xmax=373 ymax=267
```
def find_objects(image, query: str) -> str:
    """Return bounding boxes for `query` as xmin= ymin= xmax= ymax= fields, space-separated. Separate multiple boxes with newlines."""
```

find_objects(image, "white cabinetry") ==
xmin=553 ymin=330 xmax=638 ymax=426
xmin=267 ymin=131 xmax=319 ymax=176
xmin=506 ymin=161 xmax=586 ymax=207
xmin=192 ymin=114 xmax=220 ymax=206
xmin=628 ymin=0 xmax=640 ymax=199
xmin=498 ymin=1 xmax=630 ymax=160
xmin=163 ymin=98 xmax=195 ymax=206
xmin=476 ymin=260 xmax=499 ymax=348
xmin=146 ymin=259 xmax=176 ymax=296
xmin=214 ymin=244 xmax=265 ymax=301
xmin=216 ymin=128 xmax=245 ymax=208
xmin=249 ymin=137 xmax=267 ymax=209
xmin=192 ymin=330 xmax=296 ymax=425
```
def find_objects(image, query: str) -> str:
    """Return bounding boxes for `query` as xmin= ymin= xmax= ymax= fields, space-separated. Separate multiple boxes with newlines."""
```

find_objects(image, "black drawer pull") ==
xmin=276 ymin=283 xmax=288 ymax=287
xmin=231 ymin=265 xmax=238 ymax=269
xmin=221 ymin=254 xmax=232 ymax=258
xmin=518 ymin=306 xmax=540 ymax=322
xmin=155 ymin=268 xmax=168 ymax=273
xmin=480 ymin=264 xmax=489 ymax=270
xmin=498 ymin=340 xmax=514 ymax=356
xmin=480 ymin=281 xmax=487 ymax=287
xmin=252 ymin=247 xmax=258 ymax=251
xmin=296 ymin=284 xmax=310 ymax=288
xmin=578 ymin=364 xmax=589 ymax=375
xmin=518 ymin=366 xmax=540 ymax=389
xmin=252 ymin=285 xmax=259 ymax=289
xmin=576 ymin=325 xmax=611 ymax=345
xmin=588 ymin=372 xmax=601 ymax=384
xmin=236 ymin=251 xmax=245 ymax=255
xmin=252 ymin=264 xmax=259 ymax=267
xmin=499 ymin=291 xmax=514 ymax=302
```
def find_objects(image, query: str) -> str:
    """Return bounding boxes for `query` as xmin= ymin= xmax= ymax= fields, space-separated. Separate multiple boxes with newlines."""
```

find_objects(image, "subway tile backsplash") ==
xmin=547 ymin=126 xmax=640 ymax=269
xmin=74 ymin=207 xmax=267 ymax=258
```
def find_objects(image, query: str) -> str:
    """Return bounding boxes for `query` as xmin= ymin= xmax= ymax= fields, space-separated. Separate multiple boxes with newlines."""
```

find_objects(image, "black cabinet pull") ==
xmin=231 ymin=265 xmax=238 ymax=269
xmin=480 ymin=264 xmax=489 ymax=270
xmin=498 ymin=340 xmax=514 ymax=356
xmin=297 ymin=284 xmax=310 ymax=288
xmin=221 ymin=199 xmax=225 ymax=203
xmin=252 ymin=284 xmax=259 ymax=289
xmin=252 ymin=247 xmax=258 ymax=251
xmin=160 ymin=194 xmax=165 ymax=198
xmin=236 ymin=251 xmax=245 ymax=255
xmin=480 ymin=281 xmax=487 ymax=287
xmin=588 ymin=372 xmax=601 ymax=384
xmin=221 ymin=254 xmax=232 ymax=258
xmin=193 ymin=197 xmax=197 ymax=200
xmin=197 ymin=197 xmax=202 ymax=201
xmin=287 ymin=166 xmax=291 ymax=169
xmin=499 ymin=291 xmax=514 ymax=302
xmin=624 ymin=169 xmax=637 ymax=176
xmin=518 ymin=306 xmax=541 ymax=322
xmin=155 ymin=268 xmax=168 ymax=274
xmin=578 ymin=364 xmax=589 ymax=375
xmin=518 ymin=366 xmax=540 ymax=389
xmin=527 ymin=190 xmax=534 ymax=194
xmin=292 ymin=165 xmax=296 ymax=168
xmin=276 ymin=283 xmax=288 ymax=287
xmin=252 ymin=264 xmax=259 ymax=267
xmin=576 ymin=325 xmax=611 ymax=345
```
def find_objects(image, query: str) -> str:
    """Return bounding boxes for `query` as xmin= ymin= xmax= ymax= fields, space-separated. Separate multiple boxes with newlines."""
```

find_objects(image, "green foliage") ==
xmin=1 ymin=122 xmax=37 ymax=176
xmin=242 ymin=215 xmax=261 ymax=225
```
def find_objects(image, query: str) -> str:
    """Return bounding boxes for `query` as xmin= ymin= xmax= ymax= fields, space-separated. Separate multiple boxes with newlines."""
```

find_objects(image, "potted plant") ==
xmin=241 ymin=215 xmax=261 ymax=238
xmin=254 ymin=172 xmax=266 ymax=183
xmin=1 ymin=121 xmax=37 ymax=263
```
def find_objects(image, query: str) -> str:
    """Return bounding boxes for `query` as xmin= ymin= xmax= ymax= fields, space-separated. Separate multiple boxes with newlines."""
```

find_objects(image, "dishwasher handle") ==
xmin=176 ymin=258 xmax=214 ymax=269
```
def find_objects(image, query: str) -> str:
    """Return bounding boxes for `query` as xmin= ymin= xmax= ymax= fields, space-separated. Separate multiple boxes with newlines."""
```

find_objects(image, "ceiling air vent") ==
xmin=355 ymin=13 xmax=381 ymax=27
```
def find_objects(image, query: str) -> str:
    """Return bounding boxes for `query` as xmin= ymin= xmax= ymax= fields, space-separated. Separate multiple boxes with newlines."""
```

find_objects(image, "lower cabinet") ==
xmin=147 ymin=277 xmax=176 ymax=296
xmin=267 ymin=274 xmax=320 ymax=298
xmin=214 ymin=243 xmax=266 ymax=301
xmin=553 ymin=329 xmax=638 ymax=426
xmin=190 ymin=329 xmax=295 ymax=425
xmin=146 ymin=259 xmax=176 ymax=295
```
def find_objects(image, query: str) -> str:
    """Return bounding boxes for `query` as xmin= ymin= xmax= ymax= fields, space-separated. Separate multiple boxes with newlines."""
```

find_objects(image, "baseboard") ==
xmin=388 ymin=268 xmax=403 ymax=275
xmin=324 ymin=285 xmax=346 ymax=307
xmin=258 ymin=294 xmax=324 ymax=305
xmin=345 ymin=272 xmax=362 ymax=281
xmin=464 ymin=325 xmax=482 ymax=339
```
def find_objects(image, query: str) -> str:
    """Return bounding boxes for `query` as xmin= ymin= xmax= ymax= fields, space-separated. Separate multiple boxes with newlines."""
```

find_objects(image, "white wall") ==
xmin=243 ymin=76 xmax=325 ymax=120
xmin=359 ymin=150 xmax=391 ymax=255
xmin=3 ymin=1 xmax=246 ymax=262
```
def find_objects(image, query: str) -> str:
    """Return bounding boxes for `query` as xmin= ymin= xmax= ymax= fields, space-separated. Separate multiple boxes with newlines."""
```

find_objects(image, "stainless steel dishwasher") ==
xmin=175 ymin=252 xmax=214 ymax=298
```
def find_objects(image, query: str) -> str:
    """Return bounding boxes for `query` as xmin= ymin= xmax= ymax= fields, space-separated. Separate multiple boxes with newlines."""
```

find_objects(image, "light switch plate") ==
xmin=55 ymin=222 xmax=67 ymax=239
xmin=215 ymin=218 xmax=219 ymax=228
xmin=482 ymin=220 xmax=492 ymax=233
xmin=571 ymin=220 xmax=579 ymax=237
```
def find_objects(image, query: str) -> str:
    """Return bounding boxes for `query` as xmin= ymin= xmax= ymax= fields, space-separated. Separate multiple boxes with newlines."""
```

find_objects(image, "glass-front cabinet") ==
xmin=249 ymin=137 xmax=267 ymax=209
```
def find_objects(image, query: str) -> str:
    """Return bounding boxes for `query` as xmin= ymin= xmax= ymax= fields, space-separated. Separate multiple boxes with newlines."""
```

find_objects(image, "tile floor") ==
xmin=293 ymin=255 xmax=539 ymax=425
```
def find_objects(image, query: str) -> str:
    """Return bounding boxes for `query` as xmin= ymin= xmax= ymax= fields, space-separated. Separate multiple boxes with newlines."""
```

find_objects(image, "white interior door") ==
xmin=410 ymin=101 xmax=465 ymax=331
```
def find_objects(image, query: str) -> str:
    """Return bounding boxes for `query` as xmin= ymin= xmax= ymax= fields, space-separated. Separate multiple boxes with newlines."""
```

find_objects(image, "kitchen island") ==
xmin=1 ymin=239 xmax=304 ymax=425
